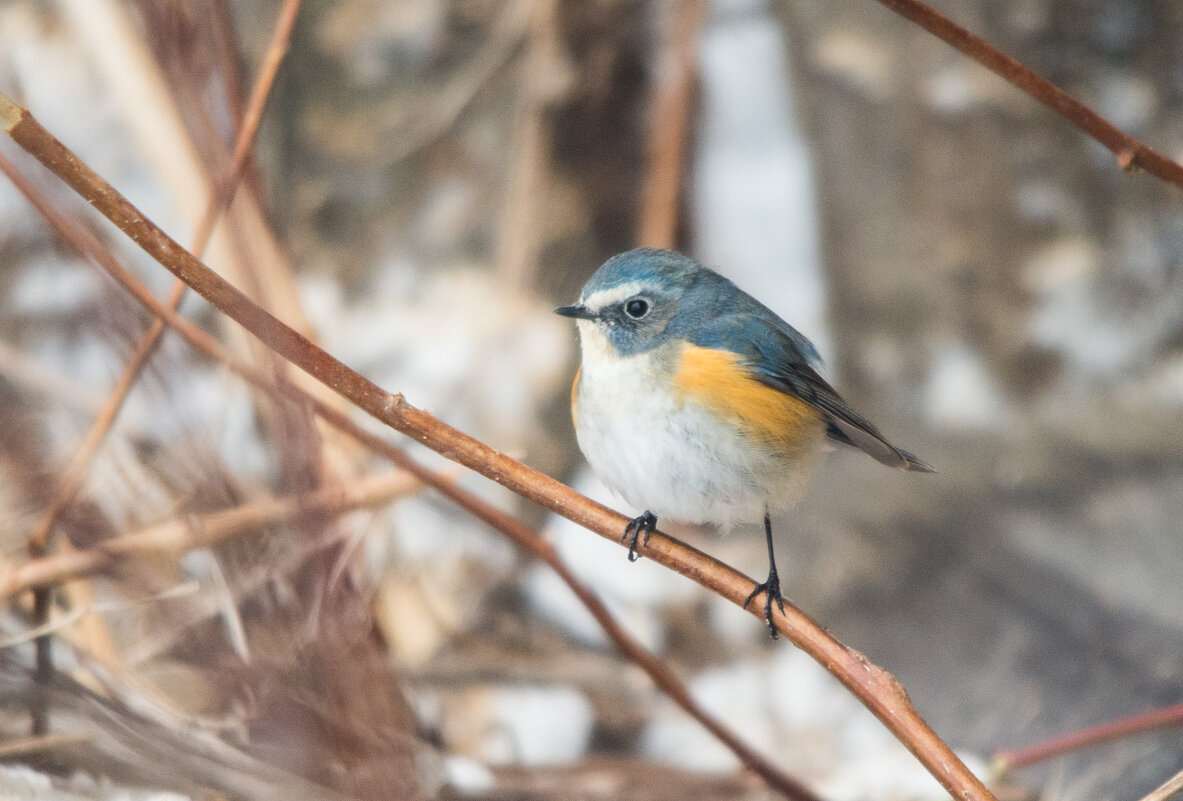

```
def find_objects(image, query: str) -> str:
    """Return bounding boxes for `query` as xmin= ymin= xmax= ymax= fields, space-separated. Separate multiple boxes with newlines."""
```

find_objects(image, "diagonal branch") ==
xmin=0 ymin=95 xmax=994 ymax=801
xmin=0 ymin=157 xmax=820 ymax=801
xmin=872 ymin=0 xmax=1183 ymax=187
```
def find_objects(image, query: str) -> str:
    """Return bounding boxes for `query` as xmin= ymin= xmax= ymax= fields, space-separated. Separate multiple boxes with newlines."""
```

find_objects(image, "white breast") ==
xmin=572 ymin=322 xmax=818 ymax=528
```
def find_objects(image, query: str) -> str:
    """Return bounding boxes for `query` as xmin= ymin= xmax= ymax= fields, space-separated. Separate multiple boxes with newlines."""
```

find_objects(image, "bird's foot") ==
xmin=743 ymin=564 xmax=785 ymax=639
xmin=621 ymin=511 xmax=657 ymax=562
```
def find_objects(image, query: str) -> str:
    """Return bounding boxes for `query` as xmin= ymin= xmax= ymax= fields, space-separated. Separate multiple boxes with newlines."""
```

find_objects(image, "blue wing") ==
xmin=688 ymin=302 xmax=932 ymax=472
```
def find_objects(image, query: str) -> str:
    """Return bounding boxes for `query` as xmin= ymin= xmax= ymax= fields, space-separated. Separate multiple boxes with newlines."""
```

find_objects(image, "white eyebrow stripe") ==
xmin=583 ymin=281 xmax=647 ymax=312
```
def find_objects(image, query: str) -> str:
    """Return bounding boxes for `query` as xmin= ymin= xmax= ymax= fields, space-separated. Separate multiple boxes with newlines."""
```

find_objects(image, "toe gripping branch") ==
xmin=743 ymin=566 xmax=786 ymax=640
xmin=745 ymin=509 xmax=786 ymax=639
xmin=622 ymin=511 xmax=658 ymax=562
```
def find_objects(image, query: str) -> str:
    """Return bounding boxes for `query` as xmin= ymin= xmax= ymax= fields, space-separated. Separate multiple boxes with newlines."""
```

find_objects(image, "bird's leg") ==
xmin=743 ymin=507 xmax=785 ymax=639
xmin=621 ymin=511 xmax=657 ymax=562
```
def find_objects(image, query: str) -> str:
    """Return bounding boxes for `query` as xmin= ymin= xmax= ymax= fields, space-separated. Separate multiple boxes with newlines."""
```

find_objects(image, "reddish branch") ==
xmin=997 ymin=701 xmax=1183 ymax=770
xmin=0 ymin=97 xmax=993 ymax=801
xmin=0 ymin=156 xmax=818 ymax=801
xmin=873 ymin=0 xmax=1183 ymax=187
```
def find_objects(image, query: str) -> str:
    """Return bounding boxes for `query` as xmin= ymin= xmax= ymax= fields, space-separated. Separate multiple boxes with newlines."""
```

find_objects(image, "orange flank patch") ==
xmin=570 ymin=365 xmax=581 ymax=428
xmin=673 ymin=344 xmax=824 ymax=455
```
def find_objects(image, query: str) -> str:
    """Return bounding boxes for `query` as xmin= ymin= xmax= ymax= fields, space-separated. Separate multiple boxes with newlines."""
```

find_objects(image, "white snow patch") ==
xmin=923 ymin=341 xmax=1007 ymax=430
xmin=692 ymin=0 xmax=829 ymax=357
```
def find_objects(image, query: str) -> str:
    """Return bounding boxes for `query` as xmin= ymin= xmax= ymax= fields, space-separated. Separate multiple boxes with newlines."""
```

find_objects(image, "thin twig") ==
xmin=0 ymin=338 xmax=102 ymax=415
xmin=0 ymin=732 xmax=91 ymax=758
xmin=0 ymin=583 xmax=198 ymax=648
xmin=1 ymin=471 xmax=421 ymax=598
xmin=386 ymin=0 xmax=532 ymax=165
xmin=0 ymin=96 xmax=993 ymax=801
xmin=996 ymin=701 xmax=1183 ymax=770
xmin=872 ymin=0 xmax=1183 ymax=187
xmin=637 ymin=0 xmax=707 ymax=249
xmin=1137 ymin=769 xmax=1183 ymax=801
xmin=496 ymin=0 xmax=560 ymax=289
xmin=0 ymin=152 xmax=820 ymax=801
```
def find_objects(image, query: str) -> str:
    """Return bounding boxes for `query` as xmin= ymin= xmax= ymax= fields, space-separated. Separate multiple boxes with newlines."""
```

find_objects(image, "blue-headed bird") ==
xmin=555 ymin=248 xmax=932 ymax=636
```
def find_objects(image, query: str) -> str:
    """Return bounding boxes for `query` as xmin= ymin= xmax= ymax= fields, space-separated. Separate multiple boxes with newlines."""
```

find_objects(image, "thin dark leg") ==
xmin=621 ymin=511 xmax=657 ymax=562
xmin=743 ymin=508 xmax=785 ymax=639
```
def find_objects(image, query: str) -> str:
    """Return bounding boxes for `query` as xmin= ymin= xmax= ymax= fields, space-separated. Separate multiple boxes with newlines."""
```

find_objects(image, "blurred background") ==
xmin=1 ymin=0 xmax=1182 ymax=799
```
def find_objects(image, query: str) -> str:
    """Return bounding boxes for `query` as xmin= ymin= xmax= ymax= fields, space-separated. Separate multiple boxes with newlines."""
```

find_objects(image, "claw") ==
xmin=743 ymin=565 xmax=784 ymax=639
xmin=621 ymin=511 xmax=657 ymax=562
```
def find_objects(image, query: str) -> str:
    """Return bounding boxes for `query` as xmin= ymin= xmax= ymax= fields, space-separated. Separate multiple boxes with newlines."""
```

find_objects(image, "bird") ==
xmin=555 ymin=248 xmax=933 ymax=637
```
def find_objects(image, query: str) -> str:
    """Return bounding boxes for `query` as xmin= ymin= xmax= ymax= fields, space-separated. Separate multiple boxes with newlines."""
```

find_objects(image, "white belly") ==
xmin=572 ymin=325 xmax=818 ymax=528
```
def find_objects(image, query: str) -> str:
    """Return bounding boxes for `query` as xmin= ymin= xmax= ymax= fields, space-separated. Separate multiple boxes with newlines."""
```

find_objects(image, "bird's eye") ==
xmin=624 ymin=298 xmax=650 ymax=319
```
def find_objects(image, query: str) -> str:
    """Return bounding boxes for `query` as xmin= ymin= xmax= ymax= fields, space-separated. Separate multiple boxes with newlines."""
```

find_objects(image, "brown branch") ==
xmin=873 ymin=0 xmax=1183 ymax=188
xmin=0 ymin=159 xmax=819 ymax=801
xmin=637 ymin=0 xmax=707 ymax=250
xmin=996 ymin=700 xmax=1183 ymax=770
xmin=0 ymin=97 xmax=994 ymax=801
xmin=1137 ymin=768 xmax=1183 ymax=801
xmin=1 ymin=471 xmax=421 ymax=598
xmin=0 ymin=732 xmax=91 ymax=759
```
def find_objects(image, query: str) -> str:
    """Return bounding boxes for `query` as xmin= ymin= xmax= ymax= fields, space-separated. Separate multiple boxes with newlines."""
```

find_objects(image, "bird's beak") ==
xmin=553 ymin=304 xmax=598 ymax=321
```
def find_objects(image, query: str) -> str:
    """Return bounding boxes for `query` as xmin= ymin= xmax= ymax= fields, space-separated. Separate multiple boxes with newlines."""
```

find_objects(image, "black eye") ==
xmin=624 ymin=298 xmax=650 ymax=319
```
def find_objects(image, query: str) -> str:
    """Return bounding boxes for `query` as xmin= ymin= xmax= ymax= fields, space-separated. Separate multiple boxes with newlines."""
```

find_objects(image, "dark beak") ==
xmin=554 ymin=304 xmax=598 ymax=321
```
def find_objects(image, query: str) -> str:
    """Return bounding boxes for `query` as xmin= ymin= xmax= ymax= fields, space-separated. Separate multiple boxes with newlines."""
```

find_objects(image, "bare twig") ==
xmin=2 ymin=471 xmax=421 ymax=598
xmin=0 ymin=732 xmax=91 ymax=758
xmin=496 ymin=0 xmax=561 ymax=289
xmin=0 ymin=338 xmax=102 ymax=415
xmin=872 ymin=0 xmax=1183 ymax=187
xmin=1138 ymin=769 xmax=1183 ymax=801
xmin=0 ymin=96 xmax=994 ymax=801
xmin=638 ymin=0 xmax=707 ymax=249
xmin=996 ymin=701 xmax=1183 ymax=770
xmin=386 ymin=0 xmax=532 ymax=165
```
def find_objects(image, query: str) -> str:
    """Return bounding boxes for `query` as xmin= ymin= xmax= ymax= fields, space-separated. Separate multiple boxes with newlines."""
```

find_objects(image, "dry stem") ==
xmin=2 ymin=471 xmax=421 ymax=598
xmin=1137 ymin=769 xmax=1183 ymax=801
xmin=873 ymin=0 xmax=1183 ymax=187
xmin=1 ymin=96 xmax=992 ymax=801
xmin=996 ymin=701 xmax=1183 ymax=771
xmin=637 ymin=0 xmax=707 ymax=249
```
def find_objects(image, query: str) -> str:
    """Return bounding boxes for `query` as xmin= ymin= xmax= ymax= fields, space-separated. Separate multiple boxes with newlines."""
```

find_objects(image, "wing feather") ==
xmin=688 ymin=308 xmax=933 ymax=473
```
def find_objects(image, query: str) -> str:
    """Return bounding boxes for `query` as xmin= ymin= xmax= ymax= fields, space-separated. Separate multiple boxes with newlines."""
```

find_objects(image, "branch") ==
xmin=1137 ymin=769 xmax=1183 ymax=801
xmin=996 ymin=700 xmax=1183 ymax=770
xmin=873 ymin=0 xmax=1183 ymax=187
xmin=0 ymin=95 xmax=994 ymax=801
xmin=0 ymin=158 xmax=820 ymax=800
xmin=1 ymin=471 xmax=421 ymax=597
xmin=637 ymin=0 xmax=707 ymax=249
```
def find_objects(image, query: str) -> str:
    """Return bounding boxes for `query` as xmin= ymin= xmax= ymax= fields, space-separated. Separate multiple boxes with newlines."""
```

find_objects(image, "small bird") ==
xmin=555 ymin=248 xmax=932 ymax=637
